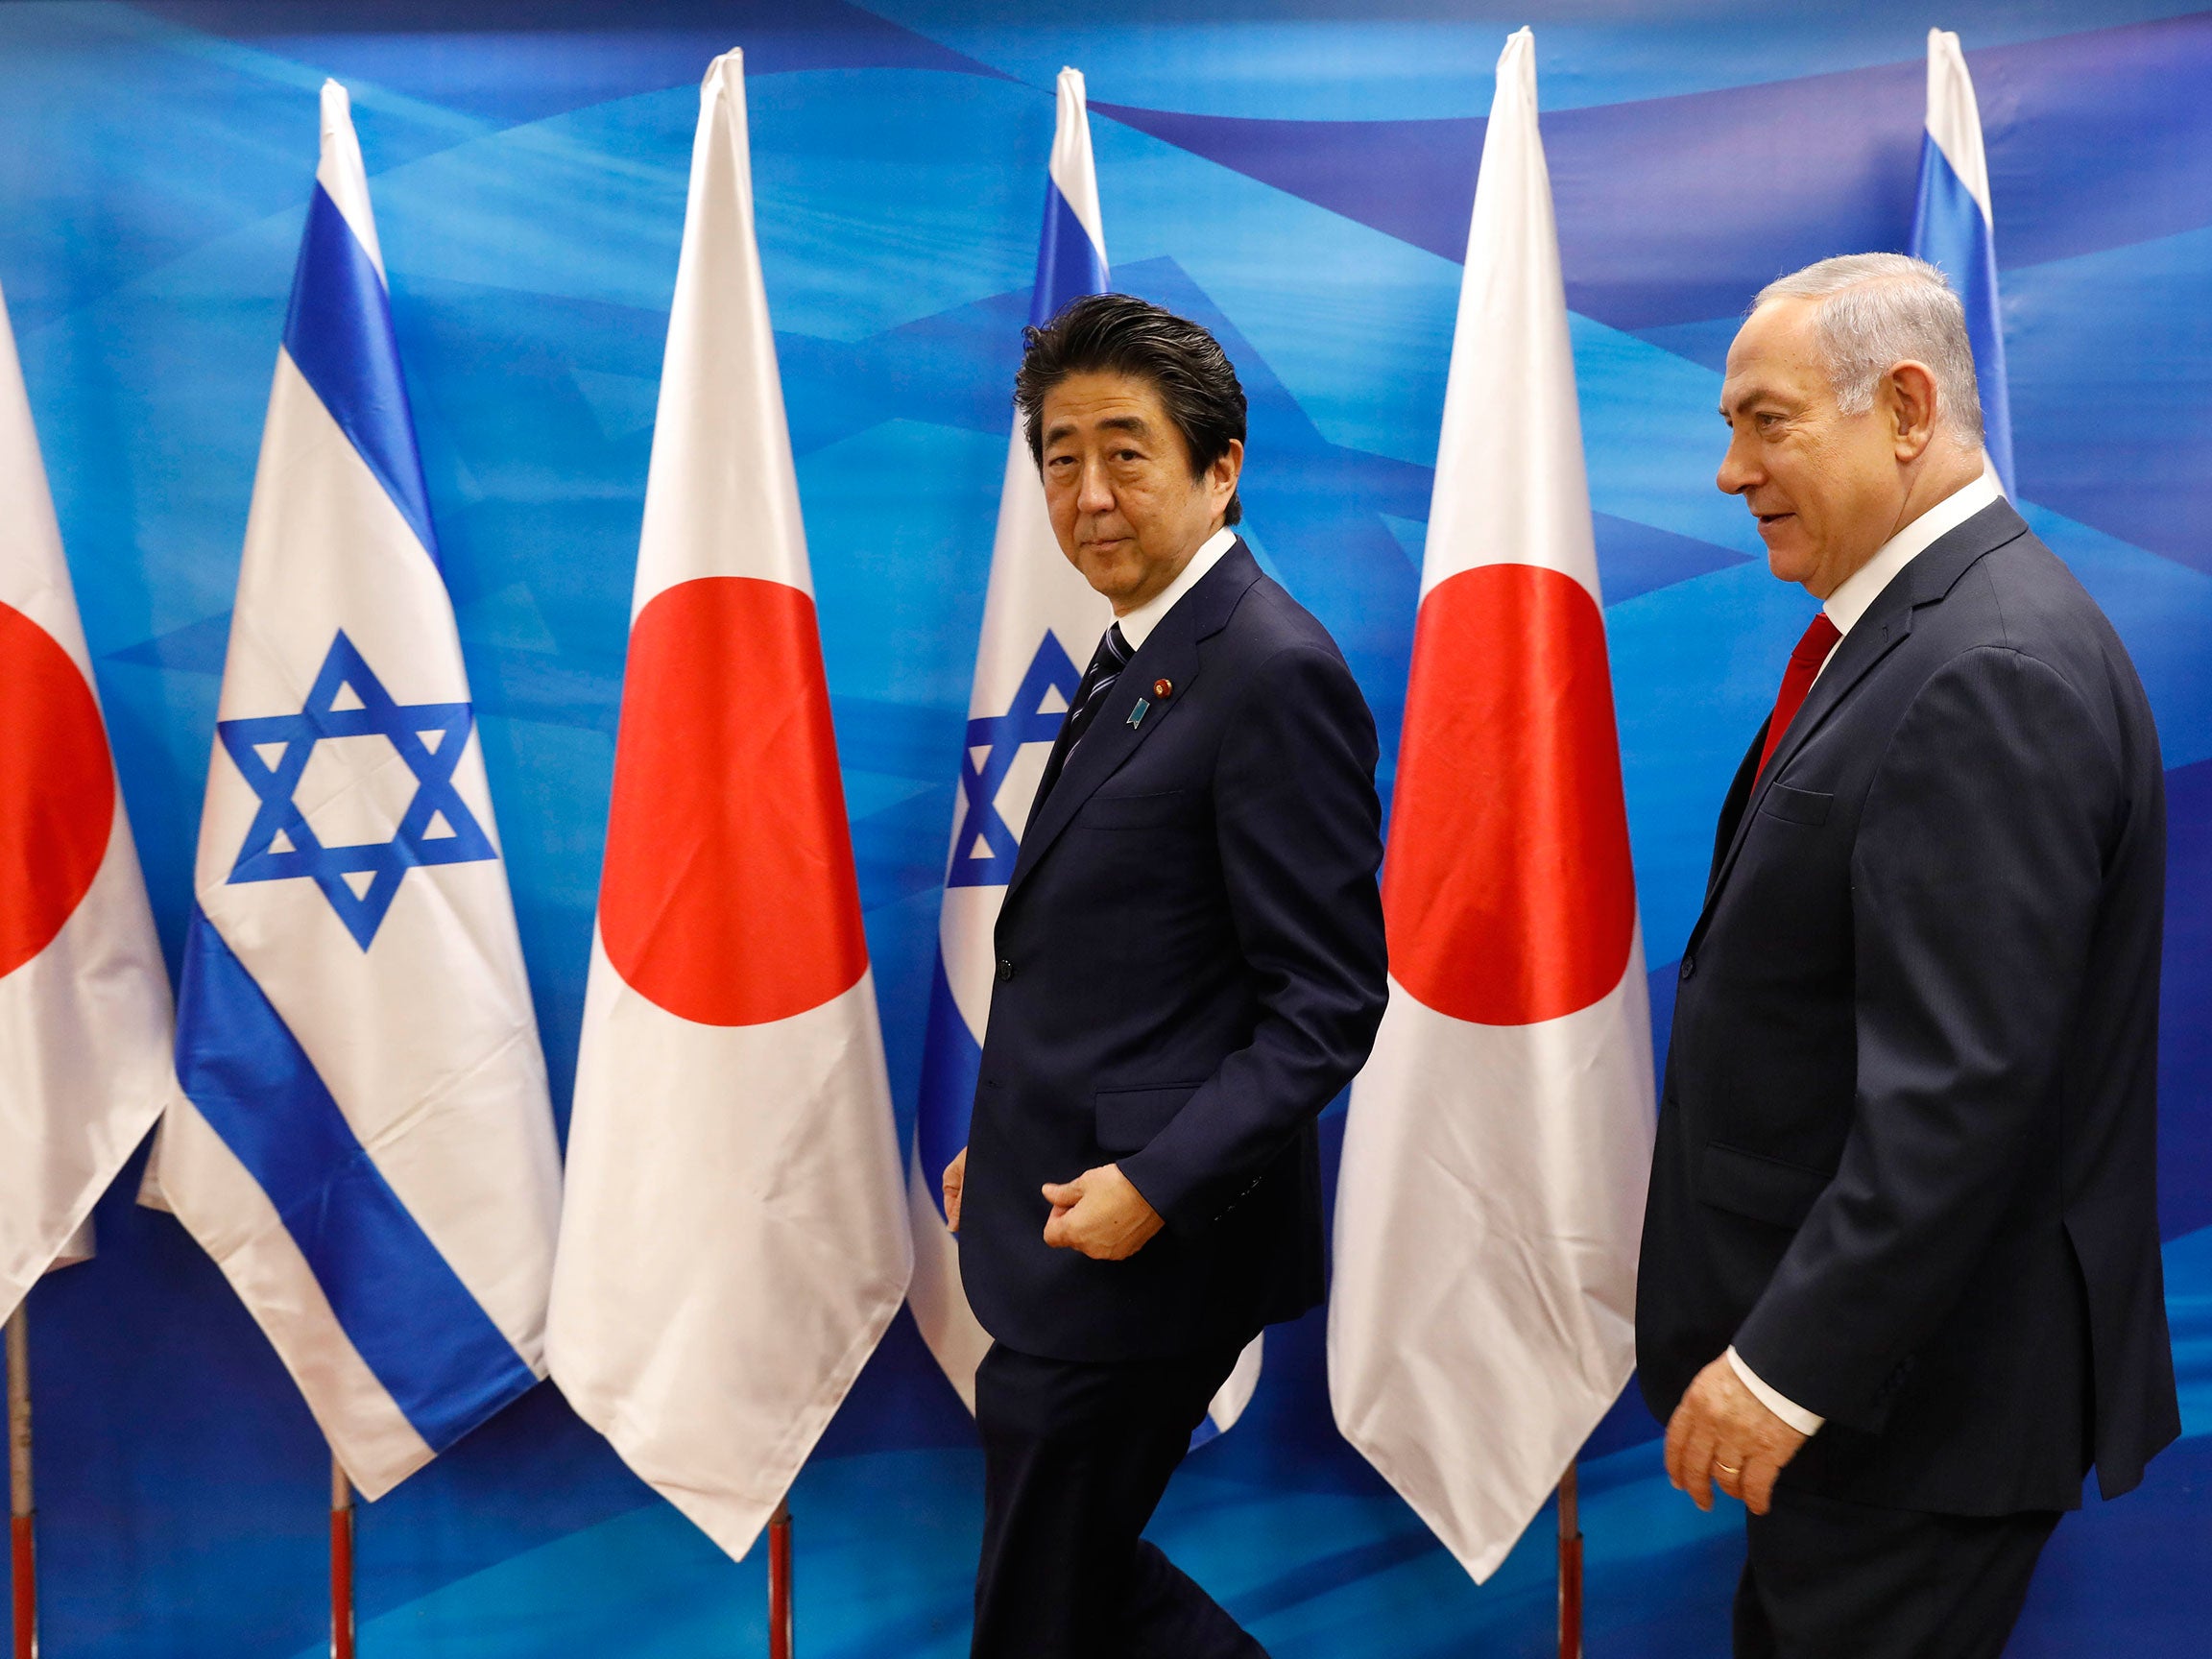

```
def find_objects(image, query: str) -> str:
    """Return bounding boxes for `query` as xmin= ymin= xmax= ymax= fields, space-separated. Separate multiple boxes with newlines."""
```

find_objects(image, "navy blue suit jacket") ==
xmin=1637 ymin=500 xmax=2179 ymax=1513
xmin=957 ymin=541 xmax=1389 ymax=1362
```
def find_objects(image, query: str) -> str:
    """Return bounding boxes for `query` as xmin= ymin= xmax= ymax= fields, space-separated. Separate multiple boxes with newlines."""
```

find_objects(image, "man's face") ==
xmin=1717 ymin=299 xmax=1910 ymax=599
xmin=1038 ymin=371 xmax=1240 ymax=613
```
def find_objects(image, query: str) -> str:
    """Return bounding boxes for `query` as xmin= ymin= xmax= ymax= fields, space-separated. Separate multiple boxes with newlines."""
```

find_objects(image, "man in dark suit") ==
xmin=941 ymin=294 xmax=1388 ymax=1659
xmin=1638 ymin=253 xmax=2178 ymax=1658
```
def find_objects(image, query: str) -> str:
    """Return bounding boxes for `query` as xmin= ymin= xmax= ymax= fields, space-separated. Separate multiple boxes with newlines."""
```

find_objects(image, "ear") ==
xmin=1211 ymin=437 xmax=1244 ymax=506
xmin=1886 ymin=361 xmax=1940 ymax=462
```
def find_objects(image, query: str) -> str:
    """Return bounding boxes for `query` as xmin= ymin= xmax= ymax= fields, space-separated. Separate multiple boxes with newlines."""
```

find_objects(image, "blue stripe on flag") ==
xmin=283 ymin=184 xmax=443 ymax=564
xmin=1910 ymin=134 xmax=2014 ymax=495
xmin=173 ymin=907 xmax=538 ymax=1451
xmin=916 ymin=950 xmax=984 ymax=1220
xmin=1029 ymin=182 xmax=1108 ymax=327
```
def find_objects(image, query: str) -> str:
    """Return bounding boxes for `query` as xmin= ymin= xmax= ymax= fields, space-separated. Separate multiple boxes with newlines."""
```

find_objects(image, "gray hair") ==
xmin=1753 ymin=253 xmax=1984 ymax=449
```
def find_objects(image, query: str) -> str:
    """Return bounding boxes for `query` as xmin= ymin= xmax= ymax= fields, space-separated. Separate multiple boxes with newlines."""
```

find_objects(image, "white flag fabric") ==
xmin=905 ymin=67 xmax=1261 ymax=1442
xmin=546 ymin=51 xmax=911 ymax=1561
xmin=1328 ymin=28 xmax=1655 ymax=1583
xmin=153 ymin=81 xmax=563 ymax=1500
xmin=1910 ymin=28 xmax=2013 ymax=493
xmin=0 ymin=277 xmax=174 ymax=1325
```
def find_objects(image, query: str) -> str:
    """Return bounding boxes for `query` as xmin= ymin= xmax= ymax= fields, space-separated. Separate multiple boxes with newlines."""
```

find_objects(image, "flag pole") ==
xmin=767 ymin=1499 xmax=793 ymax=1659
xmin=1557 ymin=1462 xmax=1583 ymax=1659
xmin=7 ymin=1307 xmax=32 ymax=1659
xmin=329 ymin=1452 xmax=354 ymax=1659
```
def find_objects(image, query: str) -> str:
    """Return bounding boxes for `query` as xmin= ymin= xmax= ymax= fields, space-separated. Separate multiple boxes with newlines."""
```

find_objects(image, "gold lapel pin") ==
xmin=1152 ymin=678 xmax=1173 ymax=699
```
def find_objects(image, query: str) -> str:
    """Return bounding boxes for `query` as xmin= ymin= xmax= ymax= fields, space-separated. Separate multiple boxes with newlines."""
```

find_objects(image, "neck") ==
xmin=1810 ymin=449 xmax=1985 ymax=600
xmin=1887 ymin=447 xmax=1987 ymax=548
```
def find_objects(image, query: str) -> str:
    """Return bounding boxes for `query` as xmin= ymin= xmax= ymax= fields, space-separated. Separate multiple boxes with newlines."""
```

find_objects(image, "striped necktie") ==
xmin=1033 ymin=622 xmax=1133 ymax=809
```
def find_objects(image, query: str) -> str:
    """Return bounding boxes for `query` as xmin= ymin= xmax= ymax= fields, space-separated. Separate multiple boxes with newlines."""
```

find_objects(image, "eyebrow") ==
xmin=1719 ymin=385 xmax=1785 ymax=421
xmin=1044 ymin=412 xmax=1155 ymax=446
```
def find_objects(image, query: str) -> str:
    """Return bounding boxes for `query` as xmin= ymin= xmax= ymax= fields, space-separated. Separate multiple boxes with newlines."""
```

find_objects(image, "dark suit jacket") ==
xmin=958 ymin=541 xmax=1388 ymax=1362
xmin=1637 ymin=500 xmax=2179 ymax=1515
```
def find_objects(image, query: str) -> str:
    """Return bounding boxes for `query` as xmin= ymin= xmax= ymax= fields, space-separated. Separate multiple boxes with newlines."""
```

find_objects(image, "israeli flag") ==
xmin=905 ymin=68 xmax=1262 ymax=1444
xmin=152 ymin=82 xmax=562 ymax=1499
xmin=1911 ymin=28 xmax=2013 ymax=494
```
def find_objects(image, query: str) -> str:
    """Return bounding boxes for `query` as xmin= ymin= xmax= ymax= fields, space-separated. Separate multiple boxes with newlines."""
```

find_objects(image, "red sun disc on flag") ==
xmin=1382 ymin=563 xmax=1637 ymax=1025
xmin=599 ymin=576 xmax=869 ymax=1026
xmin=0 ymin=602 xmax=115 ymax=979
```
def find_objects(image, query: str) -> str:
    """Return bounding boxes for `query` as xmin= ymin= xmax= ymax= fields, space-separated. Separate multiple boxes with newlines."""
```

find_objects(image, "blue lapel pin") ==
xmin=1126 ymin=697 xmax=1150 ymax=729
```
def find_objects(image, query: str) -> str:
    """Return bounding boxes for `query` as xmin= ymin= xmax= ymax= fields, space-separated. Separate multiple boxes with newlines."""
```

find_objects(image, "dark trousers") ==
xmin=1735 ymin=1485 xmax=2061 ymax=1659
xmin=971 ymin=1340 xmax=1267 ymax=1659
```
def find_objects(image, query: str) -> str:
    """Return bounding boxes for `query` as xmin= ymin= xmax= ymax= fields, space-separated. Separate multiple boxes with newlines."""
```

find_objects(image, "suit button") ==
xmin=996 ymin=957 xmax=1014 ymax=983
xmin=1679 ymin=954 xmax=1696 ymax=980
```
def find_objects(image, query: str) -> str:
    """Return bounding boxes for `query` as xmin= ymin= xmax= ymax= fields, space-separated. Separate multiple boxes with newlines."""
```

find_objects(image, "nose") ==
xmin=1075 ymin=454 xmax=1116 ymax=517
xmin=1716 ymin=427 xmax=1759 ymax=498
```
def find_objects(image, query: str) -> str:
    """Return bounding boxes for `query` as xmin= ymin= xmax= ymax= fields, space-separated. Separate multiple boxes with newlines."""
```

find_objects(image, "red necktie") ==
xmin=1756 ymin=612 xmax=1843 ymax=780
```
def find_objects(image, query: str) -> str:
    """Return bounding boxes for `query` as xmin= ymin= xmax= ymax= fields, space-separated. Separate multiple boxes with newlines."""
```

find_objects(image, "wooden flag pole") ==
xmin=767 ymin=1499 xmax=793 ymax=1659
xmin=7 ymin=1307 xmax=33 ymax=1659
xmin=1557 ymin=1462 xmax=1583 ymax=1659
xmin=330 ymin=1453 xmax=354 ymax=1659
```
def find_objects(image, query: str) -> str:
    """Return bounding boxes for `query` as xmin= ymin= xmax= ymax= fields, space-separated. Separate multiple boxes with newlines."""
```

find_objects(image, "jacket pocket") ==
xmin=1697 ymin=1141 xmax=1834 ymax=1230
xmin=1758 ymin=782 xmax=1833 ymax=826
xmin=1084 ymin=788 xmax=1194 ymax=830
xmin=1094 ymin=1082 xmax=1203 ymax=1155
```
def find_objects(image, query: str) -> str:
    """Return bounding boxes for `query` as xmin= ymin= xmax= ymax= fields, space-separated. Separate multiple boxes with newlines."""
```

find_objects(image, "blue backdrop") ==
xmin=4 ymin=3 xmax=2209 ymax=1653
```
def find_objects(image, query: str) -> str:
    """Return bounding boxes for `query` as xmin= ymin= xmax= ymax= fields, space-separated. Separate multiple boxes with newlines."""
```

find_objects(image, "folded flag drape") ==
xmin=152 ymin=81 xmax=562 ymax=1500
xmin=546 ymin=51 xmax=911 ymax=1561
xmin=0 ymin=276 xmax=172 ymax=1325
xmin=908 ymin=67 xmax=1115 ymax=1415
xmin=1911 ymin=28 xmax=2013 ymax=495
xmin=1328 ymin=28 xmax=1656 ymax=1583
xmin=905 ymin=69 xmax=1262 ymax=1442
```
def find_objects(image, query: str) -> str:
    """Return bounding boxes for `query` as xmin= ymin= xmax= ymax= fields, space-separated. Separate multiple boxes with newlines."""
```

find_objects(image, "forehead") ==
xmin=1720 ymin=299 xmax=1828 ymax=412
xmin=1040 ymin=370 xmax=1174 ymax=438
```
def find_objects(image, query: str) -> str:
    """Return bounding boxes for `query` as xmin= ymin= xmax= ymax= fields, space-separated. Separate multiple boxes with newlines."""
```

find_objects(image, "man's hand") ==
xmin=1664 ymin=1356 xmax=1809 ymax=1516
xmin=943 ymin=1147 xmax=967 ymax=1233
xmin=1040 ymin=1164 xmax=1164 ymax=1261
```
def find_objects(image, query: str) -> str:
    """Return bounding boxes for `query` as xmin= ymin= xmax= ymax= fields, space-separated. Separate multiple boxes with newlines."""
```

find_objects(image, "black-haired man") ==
xmin=943 ymin=294 xmax=1389 ymax=1658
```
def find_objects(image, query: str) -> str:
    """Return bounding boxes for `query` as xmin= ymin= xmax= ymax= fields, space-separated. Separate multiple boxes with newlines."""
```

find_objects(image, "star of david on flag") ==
xmin=947 ymin=634 xmax=1082 ymax=888
xmin=220 ymin=631 xmax=495 ymax=950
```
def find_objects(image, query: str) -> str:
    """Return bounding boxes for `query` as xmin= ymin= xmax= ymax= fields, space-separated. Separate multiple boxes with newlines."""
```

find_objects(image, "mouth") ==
xmin=1753 ymin=511 xmax=1794 ymax=533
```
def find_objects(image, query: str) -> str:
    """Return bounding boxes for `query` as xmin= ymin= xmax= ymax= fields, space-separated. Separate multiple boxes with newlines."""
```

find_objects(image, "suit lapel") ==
xmin=1688 ymin=499 xmax=2032 ymax=947
xmin=1706 ymin=723 xmax=1768 ymax=897
xmin=1004 ymin=542 xmax=1262 ymax=905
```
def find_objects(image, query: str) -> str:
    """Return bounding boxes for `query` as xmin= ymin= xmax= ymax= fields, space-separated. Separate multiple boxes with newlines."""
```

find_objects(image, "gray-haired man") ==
xmin=1637 ymin=254 xmax=2177 ymax=1657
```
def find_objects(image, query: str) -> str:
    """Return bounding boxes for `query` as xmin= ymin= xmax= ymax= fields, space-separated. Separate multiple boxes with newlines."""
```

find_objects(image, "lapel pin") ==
xmin=1127 ymin=697 xmax=1151 ymax=729
xmin=1152 ymin=678 xmax=1173 ymax=699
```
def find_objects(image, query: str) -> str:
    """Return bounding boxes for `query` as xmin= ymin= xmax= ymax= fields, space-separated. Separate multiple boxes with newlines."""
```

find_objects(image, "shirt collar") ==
xmin=1822 ymin=470 xmax=2004 ymax=639
xmin=1114 ymin=526 xmax=1238 ymax=649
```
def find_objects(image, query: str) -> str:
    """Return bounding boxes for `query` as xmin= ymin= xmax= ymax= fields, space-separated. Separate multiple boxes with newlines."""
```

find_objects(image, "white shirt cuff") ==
xmin=1726 ymin=1346 xmax=1826 ymax=1436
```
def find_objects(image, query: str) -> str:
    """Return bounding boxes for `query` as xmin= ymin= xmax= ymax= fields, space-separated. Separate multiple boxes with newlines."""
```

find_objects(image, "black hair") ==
xmin=1014 ymin=292 xmax=1248 ymax=527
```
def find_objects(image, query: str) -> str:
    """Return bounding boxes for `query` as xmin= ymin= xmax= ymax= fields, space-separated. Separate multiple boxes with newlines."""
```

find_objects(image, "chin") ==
xmin=1764 ymin=544 xmax=1816 ymax=588
xmin=1077 ymin=555 xmax=1137 ymax=601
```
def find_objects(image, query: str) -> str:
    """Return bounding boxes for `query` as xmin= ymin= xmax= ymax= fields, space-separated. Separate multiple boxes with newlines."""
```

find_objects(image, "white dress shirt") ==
xmin=1726 ymin=469 xmax=2007 ymax=1438
xmin=1114 ymin=525 xmax=1238 ymax=649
